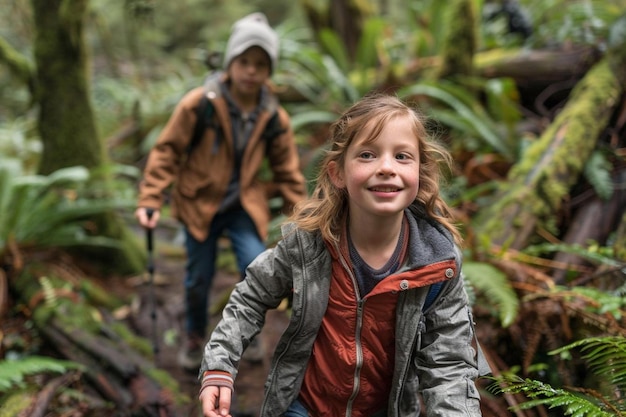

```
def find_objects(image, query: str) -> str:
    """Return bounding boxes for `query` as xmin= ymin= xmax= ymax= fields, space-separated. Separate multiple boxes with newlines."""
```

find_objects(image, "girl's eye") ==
xmin=359 ymin=151 xmax=374 ymax=159
xmin=396 ymin=153 xmax=408 ymax=160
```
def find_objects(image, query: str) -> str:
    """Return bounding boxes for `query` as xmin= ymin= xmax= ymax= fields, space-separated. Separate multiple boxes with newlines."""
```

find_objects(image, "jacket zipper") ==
xmin=338 ymin=251 xmax=365 ymax=417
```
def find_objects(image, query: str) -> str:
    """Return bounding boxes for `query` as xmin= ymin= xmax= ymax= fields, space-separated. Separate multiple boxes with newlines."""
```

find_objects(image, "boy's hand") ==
xmin=200 ymin=386 xmax=233 ymax=417
xmin=135 ymin=207 xmax=160 ymax=229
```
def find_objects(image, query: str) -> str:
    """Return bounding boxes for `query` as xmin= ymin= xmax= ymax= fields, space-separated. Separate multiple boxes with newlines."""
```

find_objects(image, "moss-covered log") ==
xmin=473 ymin=58 xmax=624 ymax=249
xmin=10 ymin=261 xmax=189 ymax=416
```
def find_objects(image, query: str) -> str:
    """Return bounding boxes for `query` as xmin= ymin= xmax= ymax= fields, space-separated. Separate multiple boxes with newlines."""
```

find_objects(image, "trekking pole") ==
xmin=145 ymin=208 xmax=160 ymax=364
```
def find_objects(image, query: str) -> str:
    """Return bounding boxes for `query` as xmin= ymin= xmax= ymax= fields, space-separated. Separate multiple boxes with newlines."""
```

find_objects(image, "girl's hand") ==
xmin=200 ymin=386 xmax=233 ymax=417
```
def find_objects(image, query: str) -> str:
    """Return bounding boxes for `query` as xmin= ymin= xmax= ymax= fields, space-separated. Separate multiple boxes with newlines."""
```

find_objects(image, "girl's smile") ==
xmin=329 ymin=115 xmax=420 ymax=224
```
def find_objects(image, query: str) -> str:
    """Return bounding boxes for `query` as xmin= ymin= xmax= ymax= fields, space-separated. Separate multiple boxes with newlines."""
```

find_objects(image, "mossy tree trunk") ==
xmin=31 ymin=0 xmax=103 ymax=175
xmin=435 ymin=0 xmax=477 ymax=79
xmin=473 ymin=59 xmax=624 ymax=249
xmin=27 ymin=0 xmax=144 ymax=275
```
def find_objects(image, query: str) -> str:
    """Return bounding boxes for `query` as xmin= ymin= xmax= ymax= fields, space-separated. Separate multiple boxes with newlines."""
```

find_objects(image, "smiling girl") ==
xmin=199 ymin=94 xmax=489 ymax=417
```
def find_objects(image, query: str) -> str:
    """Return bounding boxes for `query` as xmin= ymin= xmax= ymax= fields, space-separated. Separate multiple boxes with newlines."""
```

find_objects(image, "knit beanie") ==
xmin=223 ymin=12 xmax=279 ymax=74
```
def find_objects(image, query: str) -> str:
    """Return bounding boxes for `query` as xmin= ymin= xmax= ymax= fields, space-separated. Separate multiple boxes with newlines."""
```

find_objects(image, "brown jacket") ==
xmin=137 ymin=74 xmax=306 ymax=241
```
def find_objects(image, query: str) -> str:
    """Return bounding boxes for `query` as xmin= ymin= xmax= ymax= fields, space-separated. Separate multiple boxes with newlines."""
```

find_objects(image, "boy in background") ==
xmin=136 ymin=12 xmax=306 ymax=372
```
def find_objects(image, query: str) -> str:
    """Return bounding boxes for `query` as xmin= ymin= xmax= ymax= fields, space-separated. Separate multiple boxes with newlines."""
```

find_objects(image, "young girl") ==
xmin=198 ymin=94 xmax=489 ymax=417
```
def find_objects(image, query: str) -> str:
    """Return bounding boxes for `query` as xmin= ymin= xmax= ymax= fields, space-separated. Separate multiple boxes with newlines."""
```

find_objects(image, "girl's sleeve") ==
xmin=416 ymin=272 xmax=484 ymax=417
xmin=198 ymin=240 xmax=293 ymax=380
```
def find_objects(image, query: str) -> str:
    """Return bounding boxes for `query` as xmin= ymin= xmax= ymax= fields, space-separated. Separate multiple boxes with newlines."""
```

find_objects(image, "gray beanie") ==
xmin=223 ymin=12 xmax=279 ymax=74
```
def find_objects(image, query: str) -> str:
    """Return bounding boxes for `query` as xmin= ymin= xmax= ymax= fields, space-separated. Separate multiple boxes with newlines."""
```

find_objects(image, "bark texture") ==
xmin=31 ymin=0 xmax=104 ymax=175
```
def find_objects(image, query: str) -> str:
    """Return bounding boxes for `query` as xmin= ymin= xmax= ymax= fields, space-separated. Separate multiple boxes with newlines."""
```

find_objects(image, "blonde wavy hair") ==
xmin=289 ymin=93 xmax=462 ymax=246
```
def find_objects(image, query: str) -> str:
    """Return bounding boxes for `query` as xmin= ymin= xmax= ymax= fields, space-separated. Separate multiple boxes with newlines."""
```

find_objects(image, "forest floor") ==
xmin=111 ymin=224 xmax=290 ymax=417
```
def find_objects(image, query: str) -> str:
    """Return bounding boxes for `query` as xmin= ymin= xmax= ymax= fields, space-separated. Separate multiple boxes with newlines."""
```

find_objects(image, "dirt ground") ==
xmin=122 ymin=226 xmax=290 ymax=417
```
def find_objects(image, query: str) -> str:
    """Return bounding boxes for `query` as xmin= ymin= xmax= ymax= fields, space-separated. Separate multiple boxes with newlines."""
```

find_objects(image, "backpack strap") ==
xmin=260 ymin=111 xmax=286 ymax=150
xmin=423 ymin=282 xmax=444 ymax=311
xmin=187 ymin=93 xmax=215 ymax=155
xmin=188 ymin=93 xmax=283 ymax=156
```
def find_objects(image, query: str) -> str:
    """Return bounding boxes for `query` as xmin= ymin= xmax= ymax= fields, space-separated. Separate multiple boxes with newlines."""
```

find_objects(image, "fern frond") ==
xmin=584 ymin=150 xmax=613 ymax=201
xmin=494 ymin=376 xmax=616 ymax=417
xmin=551 ymin=337 xmax=626 ymax=392
xmin=0 ymin=356 xmax=83 ymax=393
xmin=462 ymin=261 xmax=519 ymax=327
xmin=39 ymin=276 xmax=58 ymax=308
xmin=0 ymin=164 xmax=135 ymax=253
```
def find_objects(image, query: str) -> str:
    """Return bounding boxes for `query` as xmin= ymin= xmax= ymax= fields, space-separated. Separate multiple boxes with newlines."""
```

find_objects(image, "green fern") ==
xmin=551 ymin=337 xmax=626 ymax=393
xmin=462 ymin=260 xmax=519 ymax=327
xmin=545 ymin=285 xmax=626 ymax=320
xmin=0 ymin=162 xmax=135 ymax=258
xmin=0 ymin=356 xmax=83 ymax=393
xmin=399 ymin=79 xmax=520 ymax=161
xmin=584 ymin=150 xmax=614 ymax=201
xmin=38 ymin=276 xmax=59 ymax=308
xmin=492 ymin=336 xmax=626 ymax=416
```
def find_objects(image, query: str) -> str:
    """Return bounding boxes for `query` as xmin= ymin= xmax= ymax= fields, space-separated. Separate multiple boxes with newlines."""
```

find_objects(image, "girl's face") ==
xmin=329 ymin=115 xmax=420 ymax=224
xmin=227 ymin=46 xmax=271 ymax=102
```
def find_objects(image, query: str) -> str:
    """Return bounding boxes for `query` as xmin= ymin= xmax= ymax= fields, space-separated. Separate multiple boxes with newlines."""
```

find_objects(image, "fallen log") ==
xmin=552 ymin=169 xmax=626 ymax=284
xmin=10 ymin=260 xmax=187 ymax=416
xmin=473 ymin=58 xmax=625 ymax=249
xmin=475 ymin=46 xmax=601 ymax=88
xmin=20 ymin=372 xmax=79 ymax=417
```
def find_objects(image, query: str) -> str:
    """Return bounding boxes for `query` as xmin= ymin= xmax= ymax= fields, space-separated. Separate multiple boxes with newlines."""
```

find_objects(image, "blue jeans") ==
xmin=184 ymin=209 xmax=266 ymax=337
xmin=283 ymin=399 xmax=388 ymax=416
xmin=283 ymin=398 xmax=309 ymax=417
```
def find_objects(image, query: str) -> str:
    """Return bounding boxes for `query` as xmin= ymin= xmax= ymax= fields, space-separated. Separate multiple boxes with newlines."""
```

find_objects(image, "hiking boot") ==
xmin=178 ymin=334 xmax=204 ymax=373
xmin=241 ymin=337 xmax=265 ymax=364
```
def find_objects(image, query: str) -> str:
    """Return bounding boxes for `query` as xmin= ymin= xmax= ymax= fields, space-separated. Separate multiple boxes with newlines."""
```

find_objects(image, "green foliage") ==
xmin=541 ymin=285 xmax=626 ymax=320
xmin=493 ymin=336 xmax=626 ymax=416
xmin=0 ymin=162 xmax=137 ymax=258
xmin=584 ymin=149 xmax=614 ymax=201
xmin=524 ymin=242 xmax=623 ymax=270
xmin=521 ymin=0 xmax=626 ymax=49
xmin=399 ymin=78 xmax=522 ymax=161
xmin=0 ymin=118 xmax=41 ymax=174
xmin=462 ymin=261 xmax=519 ymax=327
xmin=0 ymin=356 xmax=83 ymax=393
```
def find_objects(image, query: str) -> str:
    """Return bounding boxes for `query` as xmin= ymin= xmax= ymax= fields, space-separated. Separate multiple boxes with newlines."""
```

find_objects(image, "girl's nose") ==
xmin=377 ymin=156 xmax=396 ymax=176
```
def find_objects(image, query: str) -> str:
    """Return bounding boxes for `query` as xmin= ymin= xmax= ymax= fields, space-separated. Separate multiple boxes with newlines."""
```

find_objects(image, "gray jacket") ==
xmin=200 ymin=206 xmax=489 ymax=416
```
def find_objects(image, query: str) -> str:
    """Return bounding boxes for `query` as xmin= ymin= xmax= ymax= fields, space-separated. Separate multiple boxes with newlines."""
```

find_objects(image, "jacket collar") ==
xmin=203 ymin=70 xmax=279 ymax=115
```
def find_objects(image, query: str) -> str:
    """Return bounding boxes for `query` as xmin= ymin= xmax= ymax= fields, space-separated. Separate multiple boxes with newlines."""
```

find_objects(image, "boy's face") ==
xmin=227 ymin=46 xmax=271 ymax=102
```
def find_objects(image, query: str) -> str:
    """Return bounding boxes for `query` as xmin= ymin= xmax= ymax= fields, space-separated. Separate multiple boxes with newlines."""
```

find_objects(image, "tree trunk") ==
xmin=300 ymin=0 xmax=372 ymax=61
xmin=28 ymin=0 xmax=145 ymax=275
xmin=31 ymin=0 xmax=103 ymax=175
xmin=473 ymin=58 xmax=624 ymax=249
xmin=436 ymin=0 xmax=477 ymax=79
